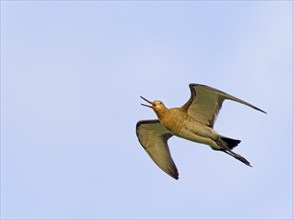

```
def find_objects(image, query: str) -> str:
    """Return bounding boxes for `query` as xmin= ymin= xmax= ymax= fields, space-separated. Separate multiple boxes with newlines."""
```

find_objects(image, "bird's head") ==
xmin=140 ymin=96 xmax=167 ymax=115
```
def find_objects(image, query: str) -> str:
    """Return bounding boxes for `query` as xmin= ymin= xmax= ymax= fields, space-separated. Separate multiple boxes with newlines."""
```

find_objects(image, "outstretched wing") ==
xmin=136 ymin=120 xmax=178 ymax=180
xmin=181 ymin=84 xmax=266 ymax=128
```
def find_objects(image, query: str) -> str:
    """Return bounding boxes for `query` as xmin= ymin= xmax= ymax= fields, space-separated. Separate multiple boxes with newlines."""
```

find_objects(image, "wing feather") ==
xmin=181 ymin=84 xmax=266 ymax=128
xmin=136 ymin=120 xmax=178 ymax=180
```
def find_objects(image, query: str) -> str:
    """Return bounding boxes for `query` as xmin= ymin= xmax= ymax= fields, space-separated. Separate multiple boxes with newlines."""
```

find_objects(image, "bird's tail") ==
xmin=220 ymin=136 xmax=241 ymax=150
xmin=214 ymin=136 xmax=252 ymax=167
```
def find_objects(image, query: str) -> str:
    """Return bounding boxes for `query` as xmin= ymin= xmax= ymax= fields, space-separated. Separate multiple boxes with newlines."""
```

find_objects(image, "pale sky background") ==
xmin=1 ymin=1 xmax=292 ymax=219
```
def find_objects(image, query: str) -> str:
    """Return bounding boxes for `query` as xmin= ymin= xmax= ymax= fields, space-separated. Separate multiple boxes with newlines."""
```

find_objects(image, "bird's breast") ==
xmin=158 ymin=109 xmax=187 ymax=135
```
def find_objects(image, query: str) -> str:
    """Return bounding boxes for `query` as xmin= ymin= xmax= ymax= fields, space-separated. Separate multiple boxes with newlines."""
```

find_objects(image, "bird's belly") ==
xmin=175 ymin=120 xmax=219 ymax=147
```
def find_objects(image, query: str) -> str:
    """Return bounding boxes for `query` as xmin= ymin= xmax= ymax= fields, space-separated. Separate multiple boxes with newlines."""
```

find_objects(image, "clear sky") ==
xmin=1 ymin=1 xmax=292 ymax=219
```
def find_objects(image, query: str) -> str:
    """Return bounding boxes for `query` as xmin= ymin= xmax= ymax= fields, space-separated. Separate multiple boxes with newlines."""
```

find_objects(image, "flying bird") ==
xmin=136 ymin=83 xmax=266 ymax=180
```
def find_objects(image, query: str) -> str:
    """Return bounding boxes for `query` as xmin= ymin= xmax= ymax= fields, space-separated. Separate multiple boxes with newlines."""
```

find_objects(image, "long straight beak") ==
xmin=140 ymin=96 xmax=155 ymax=108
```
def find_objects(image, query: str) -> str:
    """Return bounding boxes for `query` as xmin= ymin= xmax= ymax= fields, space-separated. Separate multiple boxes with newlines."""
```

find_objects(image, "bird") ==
xmin=136 ymin=83 xmax=266 ymax=180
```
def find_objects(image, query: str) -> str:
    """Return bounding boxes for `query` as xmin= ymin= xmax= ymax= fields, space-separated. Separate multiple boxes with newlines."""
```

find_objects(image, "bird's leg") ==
xmin=220 ymin=147 xmax=252 ymax=167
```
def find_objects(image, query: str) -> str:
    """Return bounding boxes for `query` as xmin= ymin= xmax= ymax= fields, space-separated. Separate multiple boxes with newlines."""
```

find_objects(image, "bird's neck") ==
xmin=154 ymin=108 xmax=168 ymax=120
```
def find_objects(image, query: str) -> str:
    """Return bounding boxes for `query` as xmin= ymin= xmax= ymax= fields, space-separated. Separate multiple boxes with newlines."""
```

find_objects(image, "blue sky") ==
xmin=1 ymin=1 xmax=292 ymax=219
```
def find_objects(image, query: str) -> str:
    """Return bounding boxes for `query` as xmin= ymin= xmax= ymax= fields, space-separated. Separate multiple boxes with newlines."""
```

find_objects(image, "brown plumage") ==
xmin=136 ymin=84 xmax=266 ymax=180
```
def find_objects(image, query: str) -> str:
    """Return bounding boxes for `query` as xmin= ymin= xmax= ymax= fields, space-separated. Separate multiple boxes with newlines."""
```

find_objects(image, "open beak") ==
xmin=140 ymin=96 xmax=155 ymax=108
